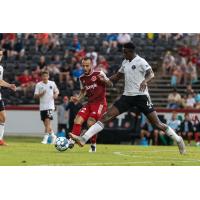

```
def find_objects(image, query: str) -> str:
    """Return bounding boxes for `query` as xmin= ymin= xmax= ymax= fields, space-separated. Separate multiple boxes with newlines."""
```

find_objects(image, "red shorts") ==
xmin=77 ymin=102 xmax=107 ymax=121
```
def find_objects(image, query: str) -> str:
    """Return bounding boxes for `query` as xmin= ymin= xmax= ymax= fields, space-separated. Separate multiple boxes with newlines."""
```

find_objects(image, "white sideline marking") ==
xmin=113 ymin=151 xmax=200 ymax=163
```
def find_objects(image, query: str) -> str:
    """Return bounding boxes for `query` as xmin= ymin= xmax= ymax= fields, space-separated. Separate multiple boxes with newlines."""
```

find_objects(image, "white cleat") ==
xmin=89 ymin=144 xmax=96 ymax=153
xmin=69 ymin=132 xmax=86 ymax=147
xmin=41 ymin=140 xmax=48 ymax=144
xmin=177 ymin=136 xmax=186 ymax=154
xmin=41 ymin=135 xmax=49 ymax=144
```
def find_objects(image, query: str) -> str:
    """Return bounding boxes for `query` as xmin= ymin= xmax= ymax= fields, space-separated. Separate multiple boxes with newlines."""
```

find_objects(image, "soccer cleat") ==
xmin=69 ymin=132 xmax=86 ymax=147
xmin=0 ymin=139 xmax=7 ymax=146
xmin=41 ymin=140 xmax=48 ymax=144
xmin=89 ymin=144 xmax=96 ymax=153
xmin=41 ymin=135 xmax=48 ymax=144
xmin=177 ymin=136 xmax=186 ymax=154
xmin=68 ymin=138 xmax=75 ymax=149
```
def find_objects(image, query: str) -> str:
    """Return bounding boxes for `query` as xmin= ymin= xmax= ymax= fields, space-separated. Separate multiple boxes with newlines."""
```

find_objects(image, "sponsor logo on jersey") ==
xmin=85 ymin=83 xmax=97 ymax=90
xmin=91 ymin=76 xmax=97 ymax=82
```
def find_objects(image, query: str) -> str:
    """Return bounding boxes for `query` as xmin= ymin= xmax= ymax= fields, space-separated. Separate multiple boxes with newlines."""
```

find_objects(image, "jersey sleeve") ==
xmin=141 ymin=59 xmax=152 ymax=72
xmin=53 ymin=82 xmax=59 ymax=93
xmin=34 ymin=83 xmax=40 ymax=95
xmin=0 ymin=66 xmax=4 ymax=80
xmin=118 ymin=60 xmax=126 ymax=73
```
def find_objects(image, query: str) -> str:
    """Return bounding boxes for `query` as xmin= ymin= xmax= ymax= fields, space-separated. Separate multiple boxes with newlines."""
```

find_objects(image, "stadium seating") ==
xmin=1 ymin=33 xmax=199 ymax=108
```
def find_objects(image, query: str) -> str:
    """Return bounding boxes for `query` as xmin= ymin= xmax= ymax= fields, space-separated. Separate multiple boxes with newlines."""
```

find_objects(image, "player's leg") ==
xmin=136 ymin=95 xmax=185 ymax=154
xmin=69 ymin=105 xmax=120 ymax=147
xmin=69 ymin=95 xmax=130 ymax=147
xmin=0 ymin=109 xmax=7 ymax=146
xmin=87 ymin=117 xmax=97 ymax=152
xmin=68 ymin=105 xmax=89 ymax=148
xmin=146 ymin=111 xmax=186 ymax=154
xmin=43 ymin=118 xmax=56 ymax=144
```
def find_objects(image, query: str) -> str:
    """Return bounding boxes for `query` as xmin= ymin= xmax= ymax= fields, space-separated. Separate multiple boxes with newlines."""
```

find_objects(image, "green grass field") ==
xmin=0 ymin=136 xmax=200 ymax=166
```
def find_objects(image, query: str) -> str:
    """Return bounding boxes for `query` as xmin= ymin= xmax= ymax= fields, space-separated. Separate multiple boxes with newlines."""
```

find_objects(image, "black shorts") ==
xmin=40 ymin=109 xmax=53 ymax=121
xmin=0 ymin=100 xmax=5 ymax=111
xmin=113 ymin=95 xmax=155 ymax=116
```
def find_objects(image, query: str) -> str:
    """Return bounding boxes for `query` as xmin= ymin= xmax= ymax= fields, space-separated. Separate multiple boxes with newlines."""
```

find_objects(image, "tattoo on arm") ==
xmin=144 ymin=68 xmax=154 ymax=83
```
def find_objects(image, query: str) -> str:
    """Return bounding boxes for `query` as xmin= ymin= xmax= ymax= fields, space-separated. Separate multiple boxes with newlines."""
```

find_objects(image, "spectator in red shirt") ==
xmin=35 ymin=33 xmax=49 ymax=52
xmin=17 ymin=70 xmax=33 ymax=95
xmin=95 ymin=55 xmax=109 ymax=73
xmin=179 ymin=45 xmax=192 ymax=57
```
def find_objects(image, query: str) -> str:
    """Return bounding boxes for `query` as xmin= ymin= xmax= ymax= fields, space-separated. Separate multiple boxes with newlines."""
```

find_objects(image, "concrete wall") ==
xmin=5 ymin=110 xmax=58 ymax=136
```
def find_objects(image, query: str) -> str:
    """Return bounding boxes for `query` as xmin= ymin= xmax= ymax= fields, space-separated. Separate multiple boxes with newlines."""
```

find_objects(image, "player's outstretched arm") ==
xmin=109 ymin=72 xmax=124 ymax=84
xmin=0 ymin=80 xmax=16 ymax=91
xmin=98 ymin=74 xmax=113 ymax=87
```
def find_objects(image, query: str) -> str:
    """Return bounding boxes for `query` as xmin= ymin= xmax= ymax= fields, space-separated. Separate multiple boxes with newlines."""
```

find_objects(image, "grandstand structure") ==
xmin=1 ymin=33 xmax=200 ymax=107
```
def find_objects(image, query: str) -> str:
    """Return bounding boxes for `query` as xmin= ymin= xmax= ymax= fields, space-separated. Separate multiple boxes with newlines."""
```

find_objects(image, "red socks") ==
xmin=90 ymin=134 xmax=97 ymax=144
xmin=72 ymin=124 xmax=82 ymax=136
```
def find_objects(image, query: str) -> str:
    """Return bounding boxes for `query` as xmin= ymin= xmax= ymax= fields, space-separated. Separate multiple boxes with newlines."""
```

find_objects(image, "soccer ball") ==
xmin=55 ymin=137 xmax=69 ymax=152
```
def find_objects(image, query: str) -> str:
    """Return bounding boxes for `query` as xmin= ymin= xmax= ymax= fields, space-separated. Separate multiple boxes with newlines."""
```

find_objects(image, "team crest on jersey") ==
xmin=131 ymin=65 xmax=136 ymax=70
xmin=91 ymin=76 xmax=97 ymax=82
xmin=49 ymin=86 xmax=53 ymax=89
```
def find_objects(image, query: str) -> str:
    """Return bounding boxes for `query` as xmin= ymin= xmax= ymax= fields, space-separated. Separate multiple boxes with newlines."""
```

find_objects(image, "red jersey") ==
xmin=80 ymin=71 xmax=108 ymax=104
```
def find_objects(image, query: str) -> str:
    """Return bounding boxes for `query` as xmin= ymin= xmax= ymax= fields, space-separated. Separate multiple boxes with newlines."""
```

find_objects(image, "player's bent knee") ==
xmin=87 ymin=118 xmax=96 ymax=127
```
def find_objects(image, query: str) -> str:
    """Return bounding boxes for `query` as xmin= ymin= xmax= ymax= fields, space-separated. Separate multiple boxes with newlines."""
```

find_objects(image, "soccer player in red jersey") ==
xmin=68 ymin=57 xmax=113 ymax=152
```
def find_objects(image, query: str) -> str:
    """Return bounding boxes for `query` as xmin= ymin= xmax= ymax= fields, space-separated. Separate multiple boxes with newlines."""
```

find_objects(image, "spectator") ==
xmin=57 ymin=96 xmax=70 ymax=137
xmin=179 ymin=113 xmax=194 ymax=145
xmin=195 ymin=92 xmax=200 ymax=109
xmin=185 ymin=84 xmax=194 ymax=96
xmin=38 ymin=55 xmax=47 ymax=70
xmin=162 ymin=51 xmax=175 ymax=75
xmin=167 ymin=112 xmax=181 ymax=132
xmin=179 ymin=45 xmax=192 ymax=57
xmin=95 ymin=55 xmax=109 ymax=73
xmin=69 ymin=35 xmax=81 ymax=52
xmin=193 ymin=116 xmax=200 ymax=146
xmin=17 ymin=70 xmax=33 ymax=95
xmin=65 ymin=93 xmax=83 ymax=132
xmin=48 ymin=33 xmax=60 ymax=50
xmin=72 ymin=63 xmax=84 ymax=80
xmin=86 ymin=47 xmax=98 ymax=67
xmin=59 ymin=64 xmax=71 ymax=83
xmin=35 ymin=33 xmax=49 ymax=52
xmin=75 ymin=47 xmax=86 ymax=61
xmin=14 ymin=38 xmax=25 ymax=57
xmin=170 ymin=65 xmax=183 ymax=86
xmin=184 ymin=61 xmax=197 ymax=84
xmin=140 ymin=120 xmax=153 ymax=145
xmin=184 ymin=94 xmax=196 ymax=109
xmin=167 ymin=88 xmax=182 ymax=109
xmin=102 ymin=33 xmax=118 ymax=53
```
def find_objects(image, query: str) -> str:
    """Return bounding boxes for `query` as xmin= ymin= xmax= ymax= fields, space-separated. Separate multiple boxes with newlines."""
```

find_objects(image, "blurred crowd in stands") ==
xmin=139 ymin=112 xmax=200 ymax=146
xmin=1 ymin=33 xmax=200 ymax=146
xmin=0 ymin=33 xmax=200 ymax=108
